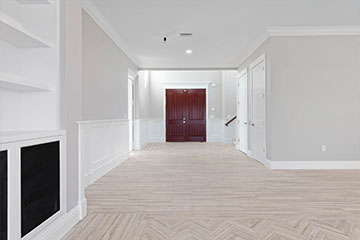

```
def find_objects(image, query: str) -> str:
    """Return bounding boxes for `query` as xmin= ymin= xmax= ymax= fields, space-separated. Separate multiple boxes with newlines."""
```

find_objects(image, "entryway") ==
xmin=166 ymin=89 xmax=206 ymax=142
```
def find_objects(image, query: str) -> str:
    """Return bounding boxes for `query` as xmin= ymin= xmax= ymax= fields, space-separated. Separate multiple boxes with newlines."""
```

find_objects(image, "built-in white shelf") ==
xmin=0 ymin=11 xmax=51 ymax=48
xmin=16 ymin=0 xmax=52 ymax=5
xmin=0 ymin=73 xmax=52 ymax=92
xmin=0 ymin=130 xmax=65 ymax=144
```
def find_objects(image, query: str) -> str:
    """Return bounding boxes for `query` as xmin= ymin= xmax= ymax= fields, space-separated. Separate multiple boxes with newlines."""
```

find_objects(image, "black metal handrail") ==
xmin=225 ymin=116 xmax=237 ymax=127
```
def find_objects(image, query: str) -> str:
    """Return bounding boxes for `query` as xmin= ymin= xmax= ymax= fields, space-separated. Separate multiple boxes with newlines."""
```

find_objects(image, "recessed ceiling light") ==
xmin=186 ymin=49 xmax=192 ymax=54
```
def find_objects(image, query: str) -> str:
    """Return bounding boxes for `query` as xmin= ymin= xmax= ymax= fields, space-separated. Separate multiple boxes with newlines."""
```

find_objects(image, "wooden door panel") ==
xmin=166 ymin=89 xmax=206 ymax=142
xmin=166 ymin=89 xmax=186 ymax=142
xmin=186 ymin=89 xmax=206 ymax=142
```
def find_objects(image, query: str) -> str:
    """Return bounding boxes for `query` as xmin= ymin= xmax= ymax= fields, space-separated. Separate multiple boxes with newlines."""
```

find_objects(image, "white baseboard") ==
xmin=139 ymin=137 xmax=151 ymax=149
xmin=78 ymin=199 xmax=87 ymax=220
xmin=85 ymin=149 xmax=129 ymax=187
xmin=207 ymin=136 xmax=224 ymax=142
xmin=269 ymin=160 xmax=360 ymax=170
xmin=34 ymin=205 xmax=81 ymax=240
xmin=150 ymin=136 xmax=165 ymax=142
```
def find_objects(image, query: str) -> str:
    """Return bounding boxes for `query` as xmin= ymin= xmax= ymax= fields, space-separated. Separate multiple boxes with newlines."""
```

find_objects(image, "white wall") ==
xmin=61 ymin=0 xmax=83 ymax=211
xmin=270 ymin=36 xmax=360 ymax=162
xmin=82 ymin=11 xmax=137 ymax=121
xmin=133 ymin=70 xmax=239 ymax=145
xmin=136 ymin=70 xmax=151 ymax=119
xmin=222 ymin=71 xmax=238 ymax=144
xmin=0 ymin=1 xmax=59 ymax=131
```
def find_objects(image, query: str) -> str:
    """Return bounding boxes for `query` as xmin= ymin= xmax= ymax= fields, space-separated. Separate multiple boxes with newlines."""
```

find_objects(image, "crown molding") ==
xmin=235 ymin=25 xmax=360 ymax=68
xmin=268 ymin=25 xmax=360 ymax=37
xmin=139 ymin=67 xmax=237 ymax=71
xmin=234 ymin=30 xmax=270 ymax=69
xmin=81 ymin=0 xmax=142 ymax=68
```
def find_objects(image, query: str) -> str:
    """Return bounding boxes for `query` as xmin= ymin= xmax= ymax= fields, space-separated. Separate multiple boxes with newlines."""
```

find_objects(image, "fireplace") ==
xmin=21 ymin=141 xmax=60 ymax=237
xmin=0 ymin=150 xmax=7 ymax=240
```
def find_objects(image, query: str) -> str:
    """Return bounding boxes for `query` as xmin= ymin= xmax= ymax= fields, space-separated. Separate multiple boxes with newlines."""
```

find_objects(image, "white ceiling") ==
xmin=91 ymin=0 xmax=360 ymax=69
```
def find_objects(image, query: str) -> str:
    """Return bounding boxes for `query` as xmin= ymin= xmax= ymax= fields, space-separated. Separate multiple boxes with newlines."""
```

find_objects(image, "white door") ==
xmin=237 ymin=71 xmax=248 ymax=154
xmin=251 ymin=57 xmax=266 ymax=162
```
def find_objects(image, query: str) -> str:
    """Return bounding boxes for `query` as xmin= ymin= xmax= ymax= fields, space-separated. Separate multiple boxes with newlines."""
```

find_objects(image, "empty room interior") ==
xmin=0 ymin=0 xmax=360 ymax=239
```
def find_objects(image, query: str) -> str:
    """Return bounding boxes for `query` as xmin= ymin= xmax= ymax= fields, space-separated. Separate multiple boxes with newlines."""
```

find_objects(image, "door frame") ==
xmin=249 ymin=53 xmax=267 ymax=165
xmin=163 ymin=82 xmax=210 ymax=142
xmin=236 ymin=68 xmax=248 ymax=154
xmin=128 ymin=69 xmax=137 ymax=151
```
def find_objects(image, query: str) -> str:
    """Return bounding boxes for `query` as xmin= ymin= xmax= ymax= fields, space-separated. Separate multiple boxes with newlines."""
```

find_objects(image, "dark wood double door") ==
xmin=166 ymin=89 xmax=206 ymax=142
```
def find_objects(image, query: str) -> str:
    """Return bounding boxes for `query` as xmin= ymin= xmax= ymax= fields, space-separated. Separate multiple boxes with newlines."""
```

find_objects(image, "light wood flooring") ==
xmin=63 ymin=143 xmax=360 ymax=239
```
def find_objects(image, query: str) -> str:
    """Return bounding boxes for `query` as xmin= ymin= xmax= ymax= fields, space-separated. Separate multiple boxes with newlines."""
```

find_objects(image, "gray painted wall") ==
xmin=82 ymin=11 xmax=137 ymax=121
xmin=61 ymin=5 xmax=138 ymax=211
xmin=270 ymin=36 xmax=360 ymax=162
xmin=240 ymin=36 xmax=360 ymax=162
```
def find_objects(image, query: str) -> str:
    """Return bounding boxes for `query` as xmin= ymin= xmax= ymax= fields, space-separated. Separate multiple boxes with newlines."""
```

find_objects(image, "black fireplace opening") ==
xmin=21 ymin=141 xmax=60 ymax=237
xmin=0 ymin=150 xmax=7 ymax=240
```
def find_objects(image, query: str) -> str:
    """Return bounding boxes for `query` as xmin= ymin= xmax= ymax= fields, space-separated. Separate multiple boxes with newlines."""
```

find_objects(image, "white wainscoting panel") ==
xmin=133 ymin=118 xmax=227 ymax=145
xmin=208 ymin=118 xmax=224 ymax=142
xmin=78 ymin=119 xmax=130 ymax=188
xmin=149 ymin=118 xmax=166 ymax=142
xmin=134 ymin=119 xmax=151 ymax=150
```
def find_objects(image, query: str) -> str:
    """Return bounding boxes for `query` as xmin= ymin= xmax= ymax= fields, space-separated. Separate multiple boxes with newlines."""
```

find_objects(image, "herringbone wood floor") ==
xmin=63 ymin=143 xmax=360 ymax=240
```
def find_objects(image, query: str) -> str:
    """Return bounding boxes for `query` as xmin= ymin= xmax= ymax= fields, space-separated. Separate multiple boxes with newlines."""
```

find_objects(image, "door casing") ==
xmin=163 ymin=82 xmax=209 ymax=142
xmin=237 ymin=68 xmax=248 ymax=154
xmin=249 ymin=53 xmax=266 ymax=164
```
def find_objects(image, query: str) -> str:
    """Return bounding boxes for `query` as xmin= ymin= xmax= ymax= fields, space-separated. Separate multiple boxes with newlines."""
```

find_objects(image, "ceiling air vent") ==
xmin=180 ymin=32 xmax=193 ymax=37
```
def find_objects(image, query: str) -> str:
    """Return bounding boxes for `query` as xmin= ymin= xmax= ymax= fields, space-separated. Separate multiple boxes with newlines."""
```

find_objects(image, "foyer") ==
xmin=63 ymin=143 xmax=360 ymax=239
xmin=0 ymin=0 xmax=360 ymax=239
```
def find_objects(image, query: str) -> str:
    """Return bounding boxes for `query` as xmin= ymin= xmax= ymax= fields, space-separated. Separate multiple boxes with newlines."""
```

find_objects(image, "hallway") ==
xmin=63 ymin=143 xmax=360 ymax=239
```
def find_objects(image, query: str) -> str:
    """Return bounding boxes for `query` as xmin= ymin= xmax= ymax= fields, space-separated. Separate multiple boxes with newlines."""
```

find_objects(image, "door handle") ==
xmin=251 ymin=123 xmax=255 ymax=126
xmin=183 ymin=117 xmax=186 ymax=120
xmin=244 ymin=122 xmax=247 ymax=125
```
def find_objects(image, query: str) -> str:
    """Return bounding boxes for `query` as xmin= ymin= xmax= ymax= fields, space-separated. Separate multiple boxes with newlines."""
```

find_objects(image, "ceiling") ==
xmin=91 ymin=0 xmax=360 ymax=69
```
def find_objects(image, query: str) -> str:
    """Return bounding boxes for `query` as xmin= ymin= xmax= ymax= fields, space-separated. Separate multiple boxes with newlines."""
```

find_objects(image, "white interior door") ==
xmin=251 ymin=57 xmax=266 ymax=162
xmin=237 ymin=71 xmax=248 ymax=154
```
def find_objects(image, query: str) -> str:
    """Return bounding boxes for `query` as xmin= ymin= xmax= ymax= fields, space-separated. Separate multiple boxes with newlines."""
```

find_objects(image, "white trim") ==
xmin=237 ymin=68 xmax=247 ymax=79
xmin=235 ymin=25 xmax=360 ymax=67
xmin=128 ymin=68 xmax=138 ymax=80
xmin=30 ymin=205 xmax=81 ymax=240
xmin=77 ymin=119 xmax=129 ymax=124
xmin=81 ymin=0 xmax=142 ymax=67
xmin=249 ymin=53 xmax=266 ymax=69
xmin=249 ymin=53 xmax=267 ymax=166
xmin=163 ymin=82 xmax=210 ymax=142
xmin=77 ymin=119 xmax=130 ymax=221
xmin=269 ymin=161 xmax=360 ymax=170
xmin=236 ymin=68 xmax=249 ymax=154
xmin=235 ymin=30 xmax=270 ymax=68
xmin=268 ymin=25 xmax=360 ymax=37
xmin=0 ymin=132 xmax=68 ymax=239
